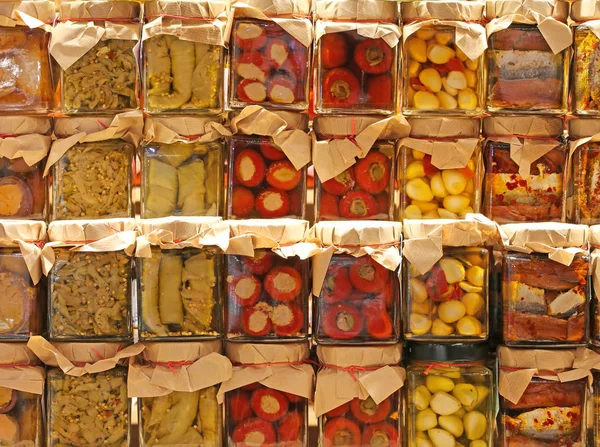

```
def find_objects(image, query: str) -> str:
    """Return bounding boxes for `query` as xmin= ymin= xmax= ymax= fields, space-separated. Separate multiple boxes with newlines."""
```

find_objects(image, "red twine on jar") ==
xmin=319 ymin=117 xmax=360 ymax=148
xmin=0 ymin=363 xmax=39 ymax=367
xmin=412 ymin=361 xmax=486 ymax=375
xmin=485 ymin=133 xmax=561 ymax=141
xmin=144 ymin=13 xmax=216 ymax=22
xmin=145 ymin=360 xmax=196 ymax=374
xmin=58 ymin=17 xmax=140 ymax=23
xmin=0 ymin=133 xmax=16 ymax=139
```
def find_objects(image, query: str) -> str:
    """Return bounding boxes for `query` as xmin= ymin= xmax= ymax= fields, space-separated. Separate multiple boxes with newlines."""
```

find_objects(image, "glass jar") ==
xmin=0 ymin=385 xmax=43 ymax=445
xmin=225 ymin=249 xmax=308 ymax=340
xmin=571 ymin=140 xmax=600 ymax=224
xmin=138 ymin=247 xmax=221 ymax=340
xmin=403 ymin=26 xmax=484 ymax=115
xmin=0 ymin=153 xmax=47 ymax=220
xmin=407 ymin=343 xmax=494 ymax=447
xmin=593 ymin=369 xmax=600 ymax=446
xmin=226 ymin=382 xmax=308 ymax=446
xmin=47 ymin=367 xmax=130 ymax=446
xmin=404 ymin=247 xmax=489 ymax=341
xmin=314 ymin=142 xmax=395 ymax=221
xmin=51 ymin=140 xmax=133 ymax=221
xmin=499 ymin=376 xmax=587 ymax=447
xmin=503 ymin=252 xmax=589 ymax=346
xmin=141 ymin=139 xmax=223 ymax=218
xmin=229 ymin=19 xmax=310 ymax=110
xmin=48 ymin=249 xmax=132 ymax=341
xmin=0 ymin=248 xmax=43 ymax=340
xmin=487 ymin=24 xmax=569 ymax=113
xmin=573 ymin=25 xmax=600 ymax=114
xmin=226 ymin=135 xmax=307 ymax=219
xmin=139 ymin=386 xmax=222 ymax=446
xmin=315 ymin=30 xmax=398 ymax=114
xmin=313 ymin=254 xmax=399 ymax=343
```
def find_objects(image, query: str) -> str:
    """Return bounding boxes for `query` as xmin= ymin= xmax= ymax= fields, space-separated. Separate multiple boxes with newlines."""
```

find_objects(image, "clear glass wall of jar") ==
xmin=0 ymin=384 xmax=43 ymax=445
xmin=573 ymin=25 xmax=600 ymax=114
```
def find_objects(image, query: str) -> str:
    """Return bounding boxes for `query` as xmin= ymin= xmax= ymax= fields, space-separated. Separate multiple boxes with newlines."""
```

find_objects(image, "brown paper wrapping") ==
xmin=143 ymin=116 xmax=231 ymax=145
xmin=498 ymin=346 xmax=592 ymax=405
xmin=135 ymin=216 xmax=229 ymax=256
xmin=590 ymin=225 xmax=600 ymax=246
xmin=486 ymin=0 xmax=571 ymax=54
xmin=401 ymin=1 xmax=484 ymax=21
xmin=0 ymin=220 xmax=47 ymax=284
xmin=409 ymin=117 xmax=480 ymax=139
xmin=591 ymin=249 xmax=600 ymax=309
xmin=501 ymin=222 xmax=589 ymax=266
xmin=569 ymin=118 xmax=600 ymax=140
xmin=143 ymin=0 xmax=230 ymax=47
xmin=0 ymin=343 xmax=45 ymax=395
xmin=0 ymin=116 xmax=52 ymax=167
xmin=308 ymin=221 xmax=402 ymax=295
xmin=572 ymin=0 xmax=600 ymax=21
xmin=217 ymin=342 xmax=314 ymax=404
xmin=315 ymin=0 xmax=397 ymax=21
xmin=314 ymin=345 xmax=404 ymax=417
xmin=230 ymin=106 xmax=310 ymax=170
xmin=483 ymin=116 xmax=564 ymax=178
xmin=403 ymin=215 xmax=500 ymax=275
xmin=315 ymin=20 xmax=401 ymax=52
xmin=0 ymin=0 xmax=55 ymax=30
xmin=45 ymin=112 xmax=143 ymax=176
xmin=128 ymin=341 xmax=232 ymax=397
xmin=27 ymin=335 xmax=143 ymax=376
xmin=312 ymin=115 xmax=410 ymax=182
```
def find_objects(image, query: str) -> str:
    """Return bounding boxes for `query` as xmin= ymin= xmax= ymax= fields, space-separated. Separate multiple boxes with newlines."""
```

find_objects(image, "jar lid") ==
xmin=571 ymin=0 xmax=600 ymax=21
xmin=144 ymin=0 xmax=227 ymax=19
xmin=0 ymin=116 xmax=52 ymax=136
xmin=311 ymin=221 xmax=402 ymax=247
xmin=568 ymin=118 xmax=600 ymax=139
xmin=483 ymin=116 xmax=564 ymax=138
xmin=401 ymin=1 xmax=484 ymax=21
xmin=144 ymin=116 xmax=226 ymax=139
xmin=408 ymin=117 xmax=480 ymax=139
xmin=486 ymin=0 xmax=568 ymax=21
xmin=59 ymin=1 xmax=140 ymax=20
xmin=231 ymin=110 xmax=309 ymax=133
xmin=0 ymin=0 xmax=55 ymax=23
xmin=409 ymin=342 xmax=489 ymax=363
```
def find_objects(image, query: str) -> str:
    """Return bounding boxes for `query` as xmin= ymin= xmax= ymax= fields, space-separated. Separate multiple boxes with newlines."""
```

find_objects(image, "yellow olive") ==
xmin=431 ymin=172 xmax=449 ymax=198
xmin=412 ymin=298 xmax=433 ymax=314
xmin=443 ymin=195 xmax=471 ymax=214
xmin=414 ymin=91 xmax=441 ymax=110
xmin=417 ymin=408 xmax=439 ymax=432
xmin=428 ymin=428 xmax=457 ymax=447
xmin=417 ymin=432 xmax=435 ymax=447
xmin=407 ymin=178 xmax=435 ymax=202
xmin=438 ymin=415 xmax=464 ymax=438
xmin=465 ymin=58 xmax=478 ymax=70
xmin=458 ymin=88 xmax=478 ymax=110
xmin=446 ymin=71 xmax=467 ymax=90
xmin=470 ymin=441 xmax=487 ymax=447
xmin=413 ymin=149 xmax=426 ymax=160
xmin=415 ymin=385 xmax=432 ymax=410
xmin=438 ymin=209 xmax=459 ymax=219
xmin=435 ymin=32 xmax=453 ymax=45
xmin=409 ymin=60 xmax=422 ymax=77
xmin=424 ymin=209 xmax=441 ymax=218
xmin=437 ymin=91 xmax=458 ymax=109
xmin=405 ymin=204 xmax=423 ymax=219
xmin=455 ymin=316 xmax=483 ymax=336
xmin=432 ymin=318 xmax=454 ymax=336
xmin=438 ymin=258 xmax=466 ymax=284
xmin=430 ymin=392 xmax=462 ymax=415
xmin=465 ymin=386 xmax=490 ymax=412
xmin=412 ymin=200 xmax=439 ymax=213
xmin=455 ymin=46 xmax=468 ymax=61
xmin=416 ymin=27 xmax=437 ymax=40
xmin=453 ymin=407 xmax=466 ymax=418
xmin=463 ymin=411 xmax=487 ymax=440
xmin=460 ymin=293 xmax=484 ymax=316
xmin=466 ymin=266 xmax=485 ymax=287
xmin=419 ymin=68 xmax=443 ymax=92
xmin=441 ymin=170 xmax=467 ymax=195
xmin=427 ymin=44 xmax=455 ymax=65
xmin=458 ymin=207 xmax=474 ymax=219
xmin=464 ymin=69 xmax=477 ymax=88
xmin=411 ymin=313 xmax=433 ymax=335
xmin=410 ymin=278 xmax=429 ymax=303
xmin=442 ymin=77 xmax=459 ymax=96
xmin=438 ymin=300 xmax=467 ymax=324
xmin=408 ymin=37 xmax=428 ymax=63
xmin=451 ymin=383 xmax=478 ymax=407
xmin=407 ymin=160 xmax=426 ymax=179
xmin=425 ymin=375 xmax=455 ymax=393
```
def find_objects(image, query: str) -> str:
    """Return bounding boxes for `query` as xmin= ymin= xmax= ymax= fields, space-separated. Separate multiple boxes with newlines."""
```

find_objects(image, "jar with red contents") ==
xmin=310 ymin=221 xmax=401 ymax=344
xmin=225 ymin=220 xmax=310 ymax=340
xmin=222 ymin=342 xmax=313 ymax=446
xmin=315 ymin=345 xmax=404 ymax=447
xmin=227 ymin=110 xmax=309 ymax=220
xmin=313 ymin=0 xmax=400 ymax=115
xmin=482 ymin=116 xmax=566 ymax=223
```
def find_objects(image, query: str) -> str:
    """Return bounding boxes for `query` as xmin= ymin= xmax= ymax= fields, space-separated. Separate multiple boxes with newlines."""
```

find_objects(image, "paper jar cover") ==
xmin=0 ymin=220 xmax=46 ymax=245
xmin=143 ymin=116 xmax=231 ymax=144
xmin=401 ymin=0 xmax=484 ymax=21
xmin=315 ymin=0 xmax=397 ymax=21
xmin=0 ymin=343 xmax=44 ymax=395
xmin=485 ymin=0 xmax=569 ymax=20
xmin=571 ymin=0 xmax=600 ymax=21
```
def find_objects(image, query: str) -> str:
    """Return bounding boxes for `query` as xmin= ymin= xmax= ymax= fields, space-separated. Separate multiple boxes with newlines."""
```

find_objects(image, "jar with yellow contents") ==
xmin=398 ymin=117 xmax=482 ymax=220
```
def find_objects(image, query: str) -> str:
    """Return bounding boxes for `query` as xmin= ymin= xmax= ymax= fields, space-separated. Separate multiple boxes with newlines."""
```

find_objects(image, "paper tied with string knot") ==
xmin=315 ymin=20 xmax=400 ymax=54
xmin=128 ymin=341 xmax=232 ymax=398
xmin=230 ymin=106 xmax=310 ymax=170
xmin=27 ymin=336 xmax=143 ymax=377
xmin=217 ymin=342 xmax=313 ymax=404
xmin=307 ymin=221 xmax=402 ymax=296
xmin=498 ymin=346 xmax=592 ymax=405
xmin=483 ymin=116 xmax=564 ymax=178
xmin=50 ymin=1 xmax=141 ymax=70
xmin=225 ymin=218 xmax=319 ymax=259
xmin=144 ymin=116 xmax=231 ymax=145
xmin=312 ymin=115 xmax=410 ymax=183
xmin=0 ymin=220 xmax=47 ymax=284
xmin=486 ymin=0 xmax=571 ymax=54
xmin=232 ymin=0 xmax=312 ymax=47
xmin=135 ymin=216 xmax=229 ymax=256
xmin=0 ymin=0 xmax=55 ymax=31
xmin=0 ymin=116 xmax=52 ymax=168
xmin=314 ymin=344 xmax=404 ymax=417
xmin=403 ymin=214 xmax=500 ymax=276
xmin=0 ymin=343 xmax=45 ymax=395
xmin=500 ymin=222 xmax=589 ymax=266
xmin=45 ymin=111 xmax=144 ymax=176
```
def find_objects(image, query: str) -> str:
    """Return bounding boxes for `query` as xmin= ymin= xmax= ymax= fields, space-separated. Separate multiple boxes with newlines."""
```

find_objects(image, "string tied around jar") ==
xmin=144 ymin=360 xmax=196 ymax=374
xmin=412 ymin=361 xmax=486 ymax=375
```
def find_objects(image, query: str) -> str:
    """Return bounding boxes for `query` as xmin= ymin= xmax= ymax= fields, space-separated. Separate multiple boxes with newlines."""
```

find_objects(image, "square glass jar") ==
xmin=319 ymin=393 xmax=401 ymax=446
xmin=313 ymin=254 xmax=399 ymax=344
xmin=499 ymin=377 xmax=587 ymax=447
xmin=403 ymin=26 xmax=483 ymax=115
xmin=47 ymin=367 xmax=130 ymax=446
xmin=143 ymin=35 xmax=223 ymax=114
xmin=225 ymin=250 xmax=308 ymax=340
xmin=0 ymin=386 xmax=43 ymax=445
xmin=60 ymin=39 xmax=139 ymax=113
xmin=315 ymin=30 xmax=398 ymax=114
xmin=139 ymin=386 xmax=222 ymax=446
xmin=138 ymin=247 xmax=222 ymax=340
xmin=314 ymin=143 xmax=395 ymax=221
xmin=226 ymin=135 xmax=307 ymax=219
xmin=51 ymin=140 xmax=133 ymax=221
xmin=482 ymin=140 xmax=566 ymax=223
xmin=0 ymin=27 xmax=53 ymax=113
xmin=502 ymin=252 xmax=589 ymax=347
xmin=487 ymin=24 xmax=569 ymax=113
xmin=0 ymin=154 xmax=47 ymax=220
xmin=399 ymin=144 xmax=481 ymax=219
xmin=573 ymin=25 xmax=600 ymax=114
xmin=226 ymin=383 xmax=308 ymax=445
xmin=570 ymin=141 xmax=600 ymax=224
xmin=403 ymin=247 xmax=489 ymax=341
xmin=0 ymin=248 xmax=43 ymax=340
xmin=141 ymin=140 xmax=223 ymax=218
xmin=229 ymin=19 xmax=310 ymax=110
xmin=48 ymin=249 xmax=132 ymax=341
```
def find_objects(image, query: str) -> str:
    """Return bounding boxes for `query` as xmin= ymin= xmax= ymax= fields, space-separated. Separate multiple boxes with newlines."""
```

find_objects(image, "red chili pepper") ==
xmin=242 ymin=250 xmax=276 ymax=275
xmin=282 ymin=391 xmax=304 ymax=404
xmin=348 ymin=257 xmax=390 ymax=293
xmin=362 ymin=299 xmax=394 ymax=340
xmin=232 ymin=417 xmax=276 ymax=447
xmin=446 ymin=57 xmax=465 ymax=72
xmin=322 ymin=264 xmax=354 ymax=304
xmin=277 ymin=411 xmax=303 ymax=443
xmin=229 ymin=391 xmax=254 ymax=424
xmin=458 ymin=166 xmax=475 ymax=179
xmin=235 ymin=23 xmax=268 ymax=51
xmin=236 ymin=52 xmax=271 ymax=82
xmin=321 ymin=168 xmax=356 ymax=196
xmin=430 ymin=63 xmax=450 ymax=74
xmin=325 ymin=402 xmax=350 ymax=418
xmin=242 ymin=305 xmax=272 ymax=337
xmin=375 ymin=192 xmax=390 ymax=217
xmin=265 ymin=39 xmax=290 ymax=68
xmin=234 ymin=149 xmax=266 ymax=187
xmin=339 ymin=190 xmax=377 ymax=219
xmin=250 ymin=388 xmax=289 ymax=422
xmin=319 ymin=191 xmax=340 ymax=220
xmin=264 ymin=266 xmax=302 ymax=302
xmin=321 ymin=303 xmax=364 ymax=339
xmin=260 ymin=141 xmax=286 ymax=161
xmin=322 ymin=68 xmax=360 ymax=106
xmin=361 ymin=422 xmax=399 ymax=447
xmin=350 ymin=396 xmax=391 ymax=423
xmin=354 ymin=150 xmax=391 ymax=194
xmin=255 ymin=188 xmax=290 ymax=218
xmin=237 ymin=79 xmax=267 ymax=103
xmin=353 ymin=38 xmax=393 ymax=74
xmin=320 ymin=33 xmax=349 ymax=69
xmin=422 ymin=154 xmax=439 ymax=178
xmin=424 ymin=266 xmax=450 ymax=302
xmin=267 ymin=75 xmax=297 ymax=104
xmin=272 ymin=302 xmax=304 ymax=337
xmin=242 ymin=382 xmax=261 ymax=391
xmin=229 ymin=273 xmax=262 ymax=307
xmin=231 ymin=186 xmax=255 ymax=218
xmin=379 ymin=282 xmax=394 ymax=307
xmin=323 ymin=417 xmax=361 ymax=447
xmin=366 ymin=74 xmax=393 ymax=107
xmin=266 ymin=160 xmax=301 ymax=191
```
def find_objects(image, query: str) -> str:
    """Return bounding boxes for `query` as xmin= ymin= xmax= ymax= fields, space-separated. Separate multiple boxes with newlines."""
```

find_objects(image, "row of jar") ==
xmin=3 ymin=0 xmax=600 ymax=116
xmin=3 ymin=339 xmax=599 ymax=447
xmin=2 ymin=216 xmax=598 ymax=348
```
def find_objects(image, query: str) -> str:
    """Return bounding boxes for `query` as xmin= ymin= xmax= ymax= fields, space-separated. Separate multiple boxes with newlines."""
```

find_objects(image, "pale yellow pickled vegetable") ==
xmin=428 ymin=428 xmax=457 ymax=447
xmin=438 ymin=258 xmax=465 ymax=284
xmin=414 ymin=91 xmax=440 ymax=109
xmin=443 ymin=195 xmax=470 ymax=214
xmin=408 ymin=37 xmax=428 ymax=63
xmin=459 ymin=207 xmax=474 ymax=219
xmin=428 ymin=45 xmax=455 ymax=65
xmin=409 ymin=60 xmax=422 ymax=77
xmin=459 ymin=282 xmax=482 ymax=294
xmin=466 ymin=266 xmax=484 ymax=287
xmin=463 ymin=411 xmax=487 ymax=440
xmin=438 ymin=300 xmax=467 ymax=324
xmin=407 ymin=178 xmax=435 ymax=201
xmin=412 ymin=200 xmax=439 ymax=212
xmin=452 ymin=384 xmax=478 ymax=407
xmin=424 ymin=209 xmax=441 ymax=218
xmin=458 ymin=88 xmax=477 ymax=110
xmin=438 ymin=415 xmax=464 ymax=438
xmin=456 ymin=47 xmax=468 ymax=61
xmin=408 ymin=86 xmax=416 ymax=105
xmin=417 ymin=432 xmax=435 ymax=447
xmin=431 ymin=173 xmax=449 ymax=198
xmin=438 ymin=209 xmax=459 ymax=219
xmin=426 ymin=375 xmax=455 ymax=393
xmin=412 ymin=299 xmax=433 ymax=314
xmin=437 ymin=91 xmax=458 ymax=109
xmin=470 ymin=441 xmax=486 ymax=447
xmin=430 ymin=392 xmax=462 ymax=415
xmin=464 ymin=386 xmax=490 ymax=412
xmin=443 ymin=77 xmax=459 ymax=96
xmin=407 ymin=161 xmax=426 ymax=179
xmin=415 ymin=385 xmax=432 ymax=410
xmin=411 ymin=313 xmax=433 ymax=335
xmin=413 ymin=149 xmax=426 ymax=160
xmin=464 ymin=69 xmax=476 ymax=88
xmin=441 ymin=170 xmax=467 ymax=195
xmin=435 ymin=32 xmax=453 ymax=45
xmin=416 ymin=27 xmax=436 ymax=40
xmin=417 ymin=408 xmax=439 ymax=431
xmin=453 ymin=407 xmax=466 ymax=418
xmin=420 ymin=68 xmax=442 ymax=92
xmin=456 ymin=316 xmax=483 ymax=336
xmin=465 ymin=58 xmax=478 ymax=70
xmin=446 ymin=71 xmax=467 ymax=90
xmin=460 ymin=293 xmax=484 ymax=316
xmin=405 ymin=204 xmax=423 ymax=219
xmin=432 ymin=318 xmax=454 ymax=335
xmin=411 ymin=278 xmax=429 ymax=303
